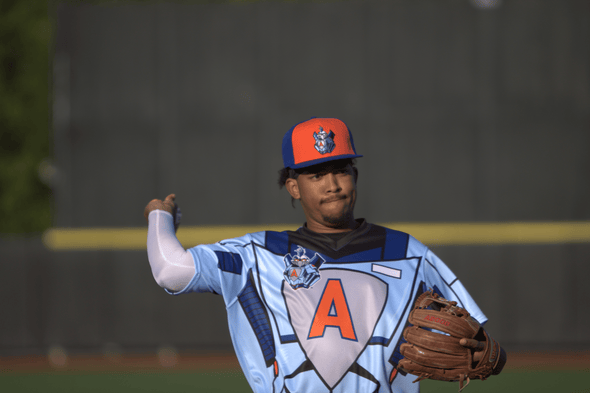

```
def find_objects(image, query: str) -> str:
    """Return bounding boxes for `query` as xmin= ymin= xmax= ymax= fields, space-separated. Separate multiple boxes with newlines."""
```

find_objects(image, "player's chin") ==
xmin=321 ymin=206 xmax=354 ymax=227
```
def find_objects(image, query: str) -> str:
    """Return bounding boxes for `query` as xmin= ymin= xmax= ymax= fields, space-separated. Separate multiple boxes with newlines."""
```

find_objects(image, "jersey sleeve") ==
xmin=168 ymin=234 xmax=257 ymax=306
xmin=422 ymin=248 xmax=487 ymax=325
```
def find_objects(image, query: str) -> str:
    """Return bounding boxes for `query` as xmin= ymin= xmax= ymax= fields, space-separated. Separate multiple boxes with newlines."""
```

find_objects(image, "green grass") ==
xmin=0 ymin=370 xmax=248 ymax=393
xmin=0 ymin=369 xmax=588 ymax=392
xmin=421 ymin=370 xmax=590 ymax=393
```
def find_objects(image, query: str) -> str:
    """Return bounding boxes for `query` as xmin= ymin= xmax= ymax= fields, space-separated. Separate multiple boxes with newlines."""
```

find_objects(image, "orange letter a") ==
xmin=308 ymin=279 xmax=357 ymax=341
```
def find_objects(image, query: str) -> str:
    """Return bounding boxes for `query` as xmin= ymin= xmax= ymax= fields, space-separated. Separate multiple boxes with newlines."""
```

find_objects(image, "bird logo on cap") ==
xmin=313 ymin=127 xmax=336 ymax=154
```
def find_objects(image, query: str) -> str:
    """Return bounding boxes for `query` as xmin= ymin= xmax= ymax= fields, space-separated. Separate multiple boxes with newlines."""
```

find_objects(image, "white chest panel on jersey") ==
xmin=283 ymin=268 xmax=387 ymax=388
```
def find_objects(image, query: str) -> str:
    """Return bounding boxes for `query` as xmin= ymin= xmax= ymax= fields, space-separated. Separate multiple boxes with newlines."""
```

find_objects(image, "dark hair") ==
xmin=277 ymin=159 xmax=357 ymax=208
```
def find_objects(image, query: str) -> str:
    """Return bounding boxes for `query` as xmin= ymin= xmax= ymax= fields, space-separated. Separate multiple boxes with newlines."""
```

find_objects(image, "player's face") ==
xmin=286 ymin=160 xmax=357 ymax=233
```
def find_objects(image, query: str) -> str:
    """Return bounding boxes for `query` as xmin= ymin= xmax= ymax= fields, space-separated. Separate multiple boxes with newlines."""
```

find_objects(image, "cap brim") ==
xmin=289 ymin=154 xmax=363 ymax=169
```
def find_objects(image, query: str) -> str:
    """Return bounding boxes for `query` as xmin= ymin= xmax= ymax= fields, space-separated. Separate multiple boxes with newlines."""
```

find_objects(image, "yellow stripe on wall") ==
xmin=42 ymin=221 xmax=590 ymax=251
xmin=389 ymin=221 xmax=590 ymax=246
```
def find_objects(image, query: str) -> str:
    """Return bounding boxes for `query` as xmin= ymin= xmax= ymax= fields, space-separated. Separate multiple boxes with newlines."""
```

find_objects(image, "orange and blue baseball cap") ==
xmin=282 ymin=117 xmax=363 ymax=169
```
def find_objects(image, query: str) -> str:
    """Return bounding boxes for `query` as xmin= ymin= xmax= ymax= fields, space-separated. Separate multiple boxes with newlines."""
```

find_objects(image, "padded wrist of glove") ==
xmin=470 ymin=327 xmax=507 ymax=380
xmin=172 ymin=205 xmax=182 ymax=232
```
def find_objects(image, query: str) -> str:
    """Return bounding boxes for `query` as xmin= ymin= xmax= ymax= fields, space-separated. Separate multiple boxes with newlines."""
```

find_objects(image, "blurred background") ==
xmin=1 ymin=0 xmax=589 ymax=369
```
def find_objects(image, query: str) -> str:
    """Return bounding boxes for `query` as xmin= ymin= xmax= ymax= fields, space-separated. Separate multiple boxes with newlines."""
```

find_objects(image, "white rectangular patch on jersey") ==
xmin=371 ymin=264 xmax=401 ymax=279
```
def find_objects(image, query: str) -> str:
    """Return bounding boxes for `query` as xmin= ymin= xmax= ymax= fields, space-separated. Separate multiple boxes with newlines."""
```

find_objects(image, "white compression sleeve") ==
xmin=147 ymin=210 xmax=196 ymax=292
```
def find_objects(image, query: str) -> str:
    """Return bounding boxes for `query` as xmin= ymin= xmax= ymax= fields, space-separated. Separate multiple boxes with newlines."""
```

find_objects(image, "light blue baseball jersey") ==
xmin=170 ymin=219 xmax=486 ymax=393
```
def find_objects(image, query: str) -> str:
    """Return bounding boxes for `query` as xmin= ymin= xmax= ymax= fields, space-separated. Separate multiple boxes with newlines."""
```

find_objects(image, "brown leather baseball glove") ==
xmin=398 ymin=290 xmax=507 ymax=392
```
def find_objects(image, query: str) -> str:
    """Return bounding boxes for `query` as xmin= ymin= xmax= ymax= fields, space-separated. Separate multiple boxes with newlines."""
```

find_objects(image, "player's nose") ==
xmin=325 ymin=173 xmax=341 ymax=192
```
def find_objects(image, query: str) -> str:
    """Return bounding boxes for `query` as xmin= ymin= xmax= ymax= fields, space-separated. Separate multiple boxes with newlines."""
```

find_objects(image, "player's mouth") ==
xmin=321 ymin=195 xmax=346 ymax=204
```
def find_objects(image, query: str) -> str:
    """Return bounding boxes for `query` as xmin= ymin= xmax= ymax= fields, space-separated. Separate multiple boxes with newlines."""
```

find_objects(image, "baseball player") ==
xmin=145 ymin=117 xmax=505 ymax=392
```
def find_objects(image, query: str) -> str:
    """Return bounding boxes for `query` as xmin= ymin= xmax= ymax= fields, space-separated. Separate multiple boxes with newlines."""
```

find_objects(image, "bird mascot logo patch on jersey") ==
xmin=283 ymin=246 xmax=323 ymax=290
xmin=313 ymin=127 xmax=336 ymax=154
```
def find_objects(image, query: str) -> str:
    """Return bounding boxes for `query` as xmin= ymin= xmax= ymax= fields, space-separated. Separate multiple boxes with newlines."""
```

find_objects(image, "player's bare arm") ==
xmin=145 ymin=194 xmax=195 ymax=292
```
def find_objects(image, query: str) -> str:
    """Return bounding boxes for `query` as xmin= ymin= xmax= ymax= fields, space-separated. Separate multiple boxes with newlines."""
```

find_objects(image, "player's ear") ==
xmin=352 ymin=167 xmax=358 ymax=184
xmin=285 ymin=178 xmax=300 ymax=200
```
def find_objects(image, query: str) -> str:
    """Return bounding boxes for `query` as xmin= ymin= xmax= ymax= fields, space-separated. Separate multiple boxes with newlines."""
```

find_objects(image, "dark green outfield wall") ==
xmin=51 ymin=1 xmax=590 ymax=228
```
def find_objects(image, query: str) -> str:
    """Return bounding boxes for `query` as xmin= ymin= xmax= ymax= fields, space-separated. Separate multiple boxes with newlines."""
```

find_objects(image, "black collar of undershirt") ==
xmin=295 ymin=218 xmax=370 ymax=251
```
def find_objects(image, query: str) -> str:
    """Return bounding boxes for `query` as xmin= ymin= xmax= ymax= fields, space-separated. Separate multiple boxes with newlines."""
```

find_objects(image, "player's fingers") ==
xmin=460 ymin=338 xmax=485 ymax=362
xmin=459 ymin=338 xmax=485 ymax=351
xmin=473 ymin=350 xmax=484 ymax=362
xmin=163 ymin=194 xmax=177 ymax=211
xmin=144 ymin=197 xmax=176 ymax=222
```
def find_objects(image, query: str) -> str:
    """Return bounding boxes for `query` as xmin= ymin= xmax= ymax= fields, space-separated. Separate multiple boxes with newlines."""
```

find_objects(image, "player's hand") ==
xmin=460 ymin=338 xmax=485 ymax=362
xmin=144 ymin=194 xmax=182 ymax=231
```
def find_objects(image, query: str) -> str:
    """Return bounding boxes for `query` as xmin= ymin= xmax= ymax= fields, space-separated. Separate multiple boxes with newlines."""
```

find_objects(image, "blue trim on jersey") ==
xmin=280 ymin=334 xmax=297 ymax=343
xmin=265 ymin=231 xmax=290 ymax=256
xmin=431 ymin=284 xmax=444 ymax=297
xmin=368 ymin=336 xmax=388 ymax=345
xmin=383 ymin=230 xmax=410 ymax=260
xmin=251 ymin=242 xmax=293 ymax=352
xmin=389 ymin=338 xmax=406 ymax=366
xmin=237 ymin=270 xmax=276 ymax=367
xmin=215 ymin=251 xmax=243 ymax=275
